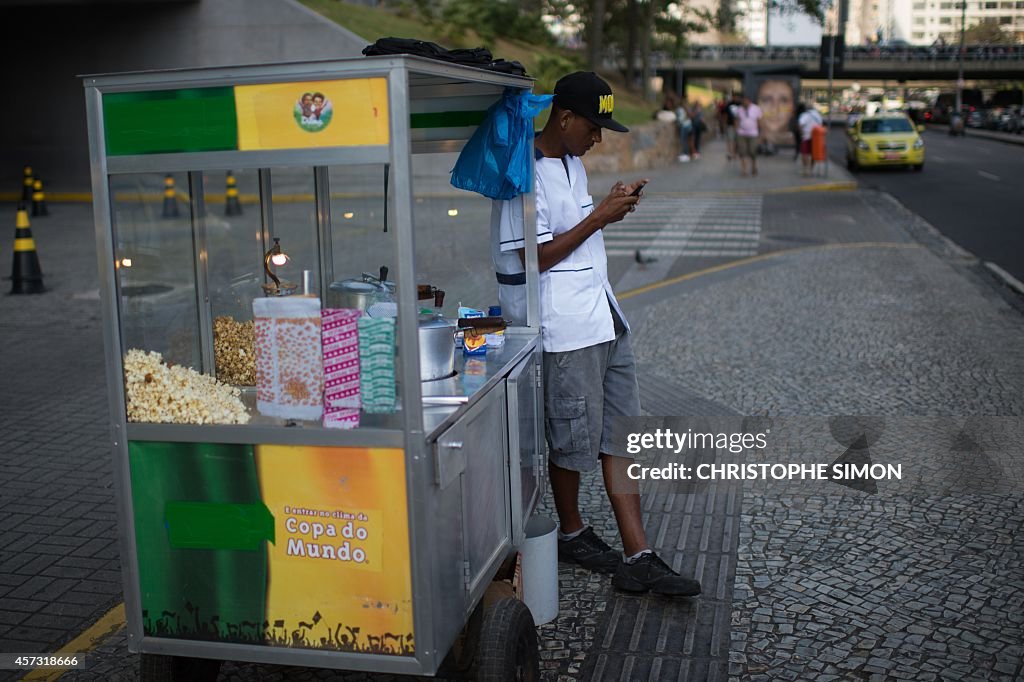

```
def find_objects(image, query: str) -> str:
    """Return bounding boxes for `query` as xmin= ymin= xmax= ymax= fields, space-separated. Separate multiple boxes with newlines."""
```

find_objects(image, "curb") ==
xmin=925 ymin=123 xmax=1024 ymax=147
xmin=984 ymin=261 xmax=1024 ymax=297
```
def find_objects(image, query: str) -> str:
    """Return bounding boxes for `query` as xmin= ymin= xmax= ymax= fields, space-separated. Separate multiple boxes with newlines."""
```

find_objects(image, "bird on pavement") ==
xmin=635 ymin=249 xmax=657 ymax=267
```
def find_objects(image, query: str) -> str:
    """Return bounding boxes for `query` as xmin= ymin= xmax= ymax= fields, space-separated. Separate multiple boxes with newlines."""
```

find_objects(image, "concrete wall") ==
xmin=0 ymin=0 xmax=366 ymax=191
xmin=582 ymin=120 xmax=684 ymax=175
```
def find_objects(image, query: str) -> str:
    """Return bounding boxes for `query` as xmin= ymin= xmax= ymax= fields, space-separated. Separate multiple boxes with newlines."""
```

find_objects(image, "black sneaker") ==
xmin=557 ymin=527 xmax=620 ymax=574
xmin=613 ymin=552 xmax=702 ymax=596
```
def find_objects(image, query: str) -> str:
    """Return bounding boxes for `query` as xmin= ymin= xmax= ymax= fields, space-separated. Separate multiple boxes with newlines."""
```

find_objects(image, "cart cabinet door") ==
xmin=434 ymin=385 xmax=510 ymax=601
xmin=506 ymin=350 xmax=544 ymax=546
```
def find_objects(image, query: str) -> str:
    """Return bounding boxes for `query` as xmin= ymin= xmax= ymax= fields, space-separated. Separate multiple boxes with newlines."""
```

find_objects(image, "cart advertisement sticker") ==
xmin=128 ymin=441 xmax=414 ymax=655
xmin=103 ymin=88 xmax=239 ymax=156
xmin=234 ymin=78 xmax=389 ymax=151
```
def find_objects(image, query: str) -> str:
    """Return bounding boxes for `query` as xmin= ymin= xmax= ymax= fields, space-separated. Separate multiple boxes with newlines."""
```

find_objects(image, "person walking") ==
xmin=675 ymin=99 xmax=693 ymax=162
xmin=691 ymin=102 xmax=705 ymax=159
xmin=734 ymin=94 xmax=762 ymax=176
xmin=798 ymin=102 xmax=824 ymax=176
xmin=725 ymin=93 xmax=741 ymax=161
xmin=490 ymin=72 xmax=702 ymax=597
xmin=790 ymin=103 xmax=803 ymax=162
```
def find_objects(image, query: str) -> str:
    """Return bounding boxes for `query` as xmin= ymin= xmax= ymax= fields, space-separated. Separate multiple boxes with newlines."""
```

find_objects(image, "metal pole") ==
xmin=956 ymin=0 xmax=966 ymax=112
xmin=826 ymin=32 xmax=835 ymax=178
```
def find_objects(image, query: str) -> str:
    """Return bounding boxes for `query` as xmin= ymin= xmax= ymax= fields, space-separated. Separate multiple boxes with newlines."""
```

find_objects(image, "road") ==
xmin=828 ymin=129 xmax=1024 ymax=282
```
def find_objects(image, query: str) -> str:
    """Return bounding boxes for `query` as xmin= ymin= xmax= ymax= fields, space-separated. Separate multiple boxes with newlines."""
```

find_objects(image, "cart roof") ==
xmin=82 ymin=54 xmax=534 ymax=92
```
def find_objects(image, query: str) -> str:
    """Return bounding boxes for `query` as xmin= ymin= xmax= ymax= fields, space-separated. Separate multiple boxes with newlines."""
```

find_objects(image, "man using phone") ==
xmin=491 ymin=72 xmax=701 ymax=597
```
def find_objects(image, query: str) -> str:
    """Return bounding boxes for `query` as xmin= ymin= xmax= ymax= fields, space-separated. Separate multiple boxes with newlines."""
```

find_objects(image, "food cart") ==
xmin=84 ymin=56 xmax=547 ymax=679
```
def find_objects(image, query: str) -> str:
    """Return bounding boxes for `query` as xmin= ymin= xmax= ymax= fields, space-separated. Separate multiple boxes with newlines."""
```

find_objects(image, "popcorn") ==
xmin=123 ymin=349 xmax=250 ymax=424
xmin=213 ymin=316 xmax=256 ymax=385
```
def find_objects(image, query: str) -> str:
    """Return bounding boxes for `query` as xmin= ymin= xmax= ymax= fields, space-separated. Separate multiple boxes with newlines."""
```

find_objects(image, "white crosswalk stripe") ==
xmin=604 ymin=196 xmax=762 ymax=258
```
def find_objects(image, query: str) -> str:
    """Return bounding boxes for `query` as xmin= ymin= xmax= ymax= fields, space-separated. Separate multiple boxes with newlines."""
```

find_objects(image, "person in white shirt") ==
xmin=797 ymin=103 xmax=824 ymax=176
xmin=491 ymin=72 xmax=701 ymax=597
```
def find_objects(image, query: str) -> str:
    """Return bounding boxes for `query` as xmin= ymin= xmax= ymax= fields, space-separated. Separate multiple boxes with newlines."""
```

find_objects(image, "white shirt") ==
xmin=493 ymin=152 xmax=629 ymax=353
xmin=799 ymin=109 xmax=823 ymax=141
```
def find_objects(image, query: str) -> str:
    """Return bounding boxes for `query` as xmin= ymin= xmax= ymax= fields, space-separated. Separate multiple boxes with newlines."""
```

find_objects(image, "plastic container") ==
xmin=519 ymin=516 xmax=559 ymax=625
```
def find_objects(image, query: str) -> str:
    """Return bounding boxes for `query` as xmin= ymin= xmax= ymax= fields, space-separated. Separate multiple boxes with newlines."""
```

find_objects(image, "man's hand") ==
xmin=519 ymin=178 xmax=650 ymax=273
xmin=591 ymin=179 xmax=646 ymax=226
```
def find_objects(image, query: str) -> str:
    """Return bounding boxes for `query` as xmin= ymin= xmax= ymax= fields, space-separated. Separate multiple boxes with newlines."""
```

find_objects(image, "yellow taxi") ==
xmin=846 ymin=114 xmax=925 ymax=171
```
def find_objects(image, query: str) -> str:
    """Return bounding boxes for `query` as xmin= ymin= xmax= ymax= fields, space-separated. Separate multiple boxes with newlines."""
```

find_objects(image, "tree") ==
xmin=962 ymin=19 xmax=1015 ymax=45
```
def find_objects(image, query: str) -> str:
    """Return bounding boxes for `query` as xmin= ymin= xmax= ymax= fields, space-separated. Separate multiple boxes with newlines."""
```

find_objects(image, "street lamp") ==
xmin=956 ymin=0 xmax=967 ymax=112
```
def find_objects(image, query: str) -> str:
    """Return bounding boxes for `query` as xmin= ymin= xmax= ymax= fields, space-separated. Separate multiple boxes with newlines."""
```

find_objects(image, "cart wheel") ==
xmin=474 ymin=598 xmax=539 ymax=682
xmin=139 ymin=653 xmax=221 ymax=682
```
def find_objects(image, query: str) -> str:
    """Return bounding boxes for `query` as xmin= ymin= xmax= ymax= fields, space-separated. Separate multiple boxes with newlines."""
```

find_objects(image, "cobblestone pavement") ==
xmin=4 ymin=149 xmax=1024 ymax=682
xmin=628 ymin=197 xmax=1024 ymax=679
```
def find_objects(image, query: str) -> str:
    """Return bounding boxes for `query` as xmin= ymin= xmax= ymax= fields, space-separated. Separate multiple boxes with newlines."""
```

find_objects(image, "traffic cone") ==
xmin=31 ymin=178 xmax=48 ymax=217
xmin=21 ymin=165 xmax=33 ymax=202
xmin=162 ymin=174 xmax=179 ymax=218
xmin=225 ymin=171 xmax=242 ymax=216
xmin=10 ymin=204 xmax=45 ymax=294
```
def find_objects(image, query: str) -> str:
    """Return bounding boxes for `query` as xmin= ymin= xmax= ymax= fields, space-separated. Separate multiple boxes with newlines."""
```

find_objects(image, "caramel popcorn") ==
xmin=213 ymin=316 xmax=256 ymax=385
xmin=124 ymin=349 xmax=250 ymax=424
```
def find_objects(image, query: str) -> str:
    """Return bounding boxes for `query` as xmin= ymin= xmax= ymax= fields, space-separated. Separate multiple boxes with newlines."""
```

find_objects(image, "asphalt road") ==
xmin=828 ymin=129 xmax=1024 ymax=282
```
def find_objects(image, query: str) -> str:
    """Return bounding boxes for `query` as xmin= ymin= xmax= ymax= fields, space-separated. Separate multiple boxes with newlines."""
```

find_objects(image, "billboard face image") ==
xmin=746 ymin=75 xmax=802 ymax=146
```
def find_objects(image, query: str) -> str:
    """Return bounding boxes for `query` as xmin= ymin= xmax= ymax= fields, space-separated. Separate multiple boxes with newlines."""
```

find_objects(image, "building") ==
xmin=907 ymin=0 xmax=1024 ymax=45
xmin=828 ymin=0 xmax=1024 ymax=45
xmin=736 ymin=0 xmax=769 ymax=45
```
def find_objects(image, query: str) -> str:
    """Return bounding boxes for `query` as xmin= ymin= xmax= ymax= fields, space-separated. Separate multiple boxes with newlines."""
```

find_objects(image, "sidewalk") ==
xmin=2 ymin=137 xmax=1023 ymax=681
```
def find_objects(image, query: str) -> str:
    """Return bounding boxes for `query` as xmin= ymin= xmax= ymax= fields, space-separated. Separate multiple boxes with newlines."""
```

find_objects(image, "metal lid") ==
xmin=329 ymin=280 xmax=378 ymax=293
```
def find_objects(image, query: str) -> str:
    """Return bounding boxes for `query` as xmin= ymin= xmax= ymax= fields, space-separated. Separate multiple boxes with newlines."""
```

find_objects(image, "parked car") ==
xmin=847 ymin=114 xmax=925 ymax=171
xmin=966 ymin=109 xmax=985 ymax=128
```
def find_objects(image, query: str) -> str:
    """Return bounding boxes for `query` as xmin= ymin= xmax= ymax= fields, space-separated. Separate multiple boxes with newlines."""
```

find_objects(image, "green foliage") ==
xmin=963 ymin=19 xmax=1015 ymax=45
xmin=437 ymin=0 xmax=554 ymax=46
xmin=533 ymin=54 xmax=584 ymax=94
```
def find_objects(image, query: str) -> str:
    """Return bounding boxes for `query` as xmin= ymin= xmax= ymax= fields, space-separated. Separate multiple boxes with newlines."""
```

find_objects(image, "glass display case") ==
xmin=85 ymin=57 xmax=546 ymax=678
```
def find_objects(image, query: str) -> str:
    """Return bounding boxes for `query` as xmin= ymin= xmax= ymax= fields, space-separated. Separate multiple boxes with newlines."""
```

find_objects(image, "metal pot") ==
xmin=327 ymin=279 xmax=381 ymax=310
xmin=418 ymin=316 xmax=456 ymax=381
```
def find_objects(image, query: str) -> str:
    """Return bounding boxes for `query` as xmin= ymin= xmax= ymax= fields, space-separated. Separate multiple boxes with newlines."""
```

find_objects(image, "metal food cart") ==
xmin=84 ymin=56 xmax=547 ymax=679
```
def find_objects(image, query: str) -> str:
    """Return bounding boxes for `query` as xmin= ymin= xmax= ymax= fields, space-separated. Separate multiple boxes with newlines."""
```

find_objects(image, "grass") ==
xmin=300 ymin=0 xmax=662 ymax=124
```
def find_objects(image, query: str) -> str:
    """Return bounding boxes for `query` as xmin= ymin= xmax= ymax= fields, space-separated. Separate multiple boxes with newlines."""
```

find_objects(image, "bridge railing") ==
xmin=629 ymin=44 xmax=1024 ymax=68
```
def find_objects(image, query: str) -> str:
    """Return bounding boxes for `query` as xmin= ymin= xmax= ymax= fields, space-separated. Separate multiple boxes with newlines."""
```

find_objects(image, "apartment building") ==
xmin=829 ymin=0 xmax=1024 ymax=45
xmin=907 ymin=0 xmax=1024 ymax=44
xmin=736 ymin=0 xmax=769 ymax=45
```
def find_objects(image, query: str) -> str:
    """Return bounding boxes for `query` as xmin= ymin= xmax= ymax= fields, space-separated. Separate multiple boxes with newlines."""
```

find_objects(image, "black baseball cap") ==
xmin=553 ymin=72 xmax=629 ymax=133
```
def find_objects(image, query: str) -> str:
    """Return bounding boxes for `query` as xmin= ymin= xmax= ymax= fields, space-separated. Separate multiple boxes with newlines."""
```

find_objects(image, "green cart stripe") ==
xmin=410 ymin=110 xmax=486 ymax=129
xmin=103 ymin=87 xmax=239 ymax=156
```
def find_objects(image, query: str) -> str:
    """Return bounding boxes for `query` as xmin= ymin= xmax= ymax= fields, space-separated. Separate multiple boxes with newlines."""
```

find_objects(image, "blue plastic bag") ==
xmin=450 ymin=89 xmax=553 ymax=200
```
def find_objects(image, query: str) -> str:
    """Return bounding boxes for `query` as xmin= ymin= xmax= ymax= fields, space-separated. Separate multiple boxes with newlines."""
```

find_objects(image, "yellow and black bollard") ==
xmin=225 ymin=170 xmax=242 ymax=216
xmin=31 ymin=178 xmax=48 ymax=217
xmin=10 ymin=204 xmax=45 ymax=294
xmin=22 ymin=165 xmax=34 ymax=202
xmin=162 ymin=174 xmax=179 ymax=218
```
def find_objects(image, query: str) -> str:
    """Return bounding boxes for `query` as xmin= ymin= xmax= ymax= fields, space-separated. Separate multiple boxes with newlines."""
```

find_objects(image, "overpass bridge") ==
xmin=630 ymin=44 xmax=1024 ymax=81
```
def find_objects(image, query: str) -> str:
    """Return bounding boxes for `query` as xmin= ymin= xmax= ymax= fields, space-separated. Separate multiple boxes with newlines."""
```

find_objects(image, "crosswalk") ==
xmin=603 ymin=196 xmax=763 ymax=259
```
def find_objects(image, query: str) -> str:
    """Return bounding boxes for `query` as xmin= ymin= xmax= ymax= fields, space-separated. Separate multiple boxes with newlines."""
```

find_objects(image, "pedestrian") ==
xmin=675 ymin=99 xmax=693 ymax=162
xmin=790 ymin=103 xmax=803 ymax=161
xmin=691 ymin=102 xmax=704 ymax=159
xmin=798 ymin=103 xmax=823 ymax=176
xmin=490 ymin=71 xmax=702 ymax=597
xmin=734 ymin=94 xmax=762 ymax=176
xmin=725 ymin=93 xmax=741 ymax=161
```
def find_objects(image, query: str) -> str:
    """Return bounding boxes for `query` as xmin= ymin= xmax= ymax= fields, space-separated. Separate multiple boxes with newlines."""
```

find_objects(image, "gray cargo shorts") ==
xmin=543 ymin=331 xmax=642 ymax=472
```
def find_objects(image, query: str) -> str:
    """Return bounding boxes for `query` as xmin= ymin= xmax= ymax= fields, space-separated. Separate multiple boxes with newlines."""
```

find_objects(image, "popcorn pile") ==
xmin=124 ymin=349 xmax=250 ymax=424
xmin=213 ymin=316 xmax=256 ymax=385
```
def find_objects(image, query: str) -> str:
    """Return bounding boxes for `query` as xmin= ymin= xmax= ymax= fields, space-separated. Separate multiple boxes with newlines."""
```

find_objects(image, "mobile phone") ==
xmin=630 ymin=182 xmax=648 ymax=197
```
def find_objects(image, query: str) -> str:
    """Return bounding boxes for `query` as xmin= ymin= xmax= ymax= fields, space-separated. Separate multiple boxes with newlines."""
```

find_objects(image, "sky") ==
xmin=769 ymin=9 xmax=824 ymax=45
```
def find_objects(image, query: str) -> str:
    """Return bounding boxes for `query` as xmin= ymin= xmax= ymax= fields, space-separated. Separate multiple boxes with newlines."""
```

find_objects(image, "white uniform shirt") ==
xmin=492 ymin=152 xmax=629 ymax=353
